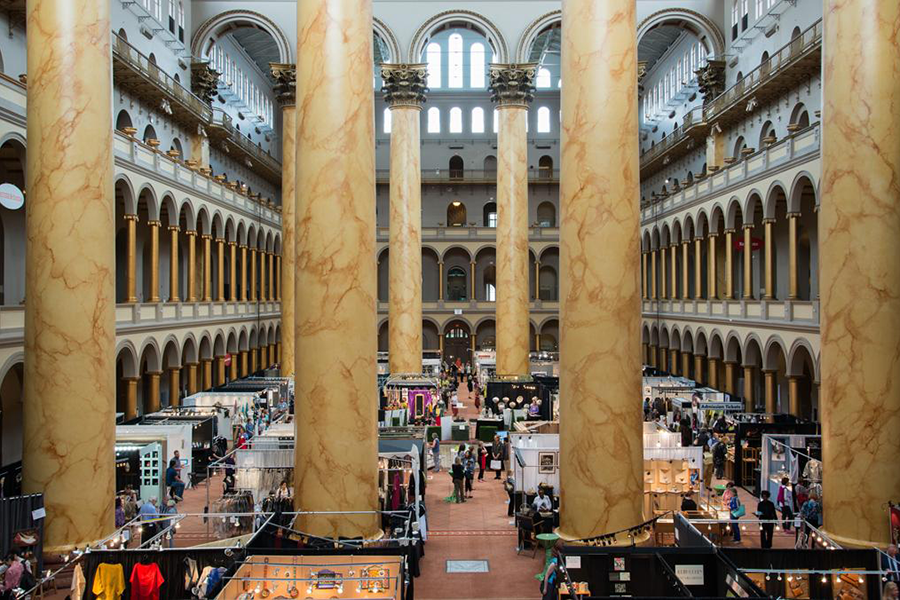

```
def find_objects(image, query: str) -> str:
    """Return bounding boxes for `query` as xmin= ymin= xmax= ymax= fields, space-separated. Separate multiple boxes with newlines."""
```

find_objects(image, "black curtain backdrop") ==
xmin=0 ymin=493 xmax=44 ymax=573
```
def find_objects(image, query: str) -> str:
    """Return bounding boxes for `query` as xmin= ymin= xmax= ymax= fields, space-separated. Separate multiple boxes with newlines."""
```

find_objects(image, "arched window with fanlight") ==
xmin=470 ymin=43 xmax=486 ymax=88
xmin=426 ymin=42 xmax=441 ymax=88
xmin=537 ymin=106 xmax=551 ymax=133
xmin=449 ymin=156 xmax=464 ymax=180
xmin=448 ymin=33 xmax=463 ymax=88
xmin=471 ymin=107 xmax=485 ymax=133
xmin=536 ymin=67 xmax=551 ymax=89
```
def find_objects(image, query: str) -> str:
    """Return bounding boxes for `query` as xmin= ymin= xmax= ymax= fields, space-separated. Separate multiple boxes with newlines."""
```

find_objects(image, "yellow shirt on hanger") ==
xmin=92 ymin=563 xmax=126 ymax=600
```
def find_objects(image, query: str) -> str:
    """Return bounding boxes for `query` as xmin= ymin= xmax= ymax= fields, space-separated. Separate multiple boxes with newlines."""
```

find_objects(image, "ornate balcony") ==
xmin=639 ymin=106 xmax=709 ymax=178
xmin=376 ymin=168 xmax=558 ymax=184
xmin=208 ymin=110 xmax=282 ymax=185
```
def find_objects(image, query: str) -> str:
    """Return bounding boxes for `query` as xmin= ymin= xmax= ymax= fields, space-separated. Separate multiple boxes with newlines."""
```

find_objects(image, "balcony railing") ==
xmin=639 ymin=106 xmax=707 ymax=173
xmin=375 ymin=168 xmax=558 ymax=184
xmin=703 ymin=19 xmax=823 ymax=123
xmin=209 ymin=109 xmax=282 ymax=184
xmin=642 ymin=298 xmax=819 ymax=328
xmin=376 ymin=226 xmax=559 ymax=241
xmin=111 ymin=32 xmax=212 ymax=124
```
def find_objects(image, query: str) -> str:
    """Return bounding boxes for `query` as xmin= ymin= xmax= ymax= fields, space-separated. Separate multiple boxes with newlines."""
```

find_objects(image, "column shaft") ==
xmin=682 ymin=352 xmax=691 ymax=378
xmin=694 ymin=355 xmax=704 ymax=384
xmin=470 ymin=261 xmax=476 ymax=300
xmin=788 ymin=213 xmax=799 ymax=299
xmin=202 ymin=359 xmax=212 ymax=390
xmin=280 ymin=102 xmax=297 ymax=375
xmin=438 ymin=262 xmax=444 ymax=301
xmin=216 ymin=238 xmax=225 ymax=302
xmin=187 ymin=364 xmax=198 ymax=396
xmin=694 ymin=238 xmax=702 ymax=299
xmin=168 ymin=368 xmax=180 ymax=407
xmin=820 ymin=0 xmax=900 ymax=547
xmin=187 ymin=231 xmax=196 ymax=302
xmin=240 ymin=245 xmax=248 ymax=302
xmin=276 ymin=255 xmax=281 ymax=301
xmin=215 ymin=356 xmax=226 ymax=386
xmin=147 ymin=372 xmax=161 ymax=413
xmin=169 ymin=226 xmax=180 ymax=302
xmin=640 ymin=253 xmax=647 ymax=299
xmin=495 ymin=101 xmax=530 ymax=375
xmin=240 ymin=351 xmax=248 ymax=377
xmin=764 ymin=220 xmax=774 ymax=299
xmin=764 ymin=371 xmax=776 ymax=414
xmin=670 ymin=350 xmax=679 ymax=376
xmin=202 ymin=235 xmax=212 ymax=302
xmin=724 ymin=362 xmax=735 ymax=395
xmin=660 ymin=246 xmax=667 ymax=299
xmin=651 ymin=250 xmax=657 ymax=299
xmin=743 ymin=366 xmax=754 ymax=412
xmin=295 ymin=0 xmax=379 ymax=538
xmin=124 ymin=378 xmax=138 ymax=420
xmin=558 ymin=0 xmax=643 ymax=542
xmin=724 ymin=230 xmax=733 ymax=299
xmin=681 ymin=241 xmax=689 ymax=299
xmin=671 ymin=242 xmax=678 ymax=299
xmin=708 ymin=234 xmax=717 ymax=299
xmin=229 ymin=242 xmax=237 ymax=302
xmin=385 ymin=91 xmax=424 ymax=374
xmin=743 ymin=225 xmax=753 ymax=299
xmin=229 ymin=355 xmax=238 ymax=381
xmin=268 ymin=252 xmax=275 ymax=301
xmin=259 ymin=250 xmax=266 ymax=302
xmin=250 ymin=248 xmax=257 ymax=301
xmin=126 ymin=214 xmax=137 ymax=302
xmin=788 ymin=376 xmax=800 ymax=417
xmin=149 ymin=221 xmax=160 ymax=302
xmin=23 ymin=0 xmax=116 ymax=550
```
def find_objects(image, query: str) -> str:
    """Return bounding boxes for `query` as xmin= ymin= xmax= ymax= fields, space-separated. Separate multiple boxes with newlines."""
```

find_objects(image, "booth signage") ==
xmin=675 ymin=564 xmax=704 ymax=586
xmin=0 ymin=183 xmax=24 ymax=210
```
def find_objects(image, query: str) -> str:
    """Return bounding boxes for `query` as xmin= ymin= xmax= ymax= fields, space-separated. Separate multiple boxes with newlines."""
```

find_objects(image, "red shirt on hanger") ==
xmin=130 ymin=562 xmax=165 ymax=600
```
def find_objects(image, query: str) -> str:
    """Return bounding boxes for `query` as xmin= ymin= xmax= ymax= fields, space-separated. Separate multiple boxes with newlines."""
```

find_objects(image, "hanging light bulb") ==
xmin=765 ymin=574 xmax=771 ymax=581
xmin=787 ymin=575 xmax=793 ymax=582
xmin=777 ymin=574 xmax=782 ymax=581
xmin=858 ymin=576 xmax=864 ymax=584
xmin=821 ymin=575 xmax=827 ymax=584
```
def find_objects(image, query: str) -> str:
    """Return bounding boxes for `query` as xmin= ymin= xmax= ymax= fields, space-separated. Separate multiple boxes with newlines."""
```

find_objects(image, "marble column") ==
xmin=186 ymin=230 xmax=197 ymax=302
xmin=682 ymin=352 xmax=691 ymax=378
xmin=660 ymin=246 xmax=667 ymax=299
xmin=168 ymin=368 xmax=180 ymax=407
xmin=276 ymin=256 xmax=281 ymax=301
xmin=788 ymin=376 xmax=800 ymax=417
xmin=651 ymin=249 xmax=658 ymax=299
xmin=146 ymin=371 xmax=161 ymax=413
xmin=681 ymin=241 xmax=690 ymax=300
xmin=438 ymin=262 xmax=444 ymax=301
xmin=659 ymin=348 xmax=667 ymax=373
xmin=216 ymin=238 xmax=225 ymax=302
xmin=640 ymin=253 xmax=648 ymax=299
xmin=23 ymin=0 xmax=116 ymax=551
xmin=240 ymin=351 xmax=249 ymax=377
xmin=240 ymin=244 xmax=248 ymax=302
xmin=670 ymin=242 xmax=678 ymax=299
xmin=743 ymin=224 xmax=753 ymax=299
xmin=788 ymin=213 xmax=799 ymax=300
xmin=764 ymin=219 xmax=774 ymax=299
xmin=649 ymin=345 xmax=657 ymax=368
xmin=820 ymin=0 xmax=900 ymax=547
xmin=124 ymin=378 xmax=139 ymax=421
xmin=259 ymin=250 xmax=267 ymax=302
xmin=250 ymin=349 xmax=257 ymax=374
xmin=708 ymin=358 xmax=719 ymax=389
xmin=470 ymin=261 xmax=476 ymax=300
xmin=250 ymin=248 xmax=257 ymax=301
xmin=491 ymin=64 xmax=534 ymax=376
xmin=535 ymin=260 xmax=541 ymax=299
xmin=382 ymin=64 xmax=427 ymax=374
xmin=148 ymin=220 xmax=161 ymax=302
xmin=724 ymin=361 xmax=735 ymax=395
xmin=670 ymin=350 xmax=679 ymax=376
xmin=558 ymin=0 xmax=643 ymax=542
xmin=168 ymin=225 xmax=180 ymax=302
xmin=202 ymin=234 xmax=212 ymax=302
xmin=215 ymin=356 xmax=226 ymax=386
xmin=694 ymin=355 xmax=705 ymax=384
xmin=764 ymin=370 xmax=776 ymax=414
xmin=743 ymin=366 xmax=754 ymax=412
xmin=229 ymin=242 xmax=237 ymax=302
xmin=694 ymin=237 xmax=702 ymax=299
xmin=295 ymin=0 xmax=379 ymax=538
xmin=201 ymin=359 xmax=212 ymax=390
xmin=724 ymin=230 xmax=734 ymax=299
xmin=229 ymin=355 xmax=238 ymax=382
xmin=271 ymin=64 xmax=296 ymax=376
xmin=707 ymin=233 xmax=717 ymax=299
xmin=186 ymin=363 xmax=198 ymax=396
xmin=268 ymin=252 xmax=275 ymax=301
xmin=125 ymin=214 xmax=138 ymax=302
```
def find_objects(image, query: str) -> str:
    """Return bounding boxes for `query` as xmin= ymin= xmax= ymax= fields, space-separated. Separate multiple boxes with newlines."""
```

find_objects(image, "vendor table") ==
xmin=535 ymin=533 xmax=560 ymax=581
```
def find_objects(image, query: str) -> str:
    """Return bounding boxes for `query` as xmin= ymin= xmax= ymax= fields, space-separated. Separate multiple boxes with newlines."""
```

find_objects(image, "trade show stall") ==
xmin=642 ymin=425 xmax=704 ymax=516
xmin=484 ymin=378 xmax=552 ymax=428
xmin=726 ymin=414 xmax=819 ymax=493
xmin=116 ymin=424 xmax=192 ymax=501
xmin=760 ymin=433 xmax=822 ymax=506
xmin=381 ymin=375 xmax=439 ymax=427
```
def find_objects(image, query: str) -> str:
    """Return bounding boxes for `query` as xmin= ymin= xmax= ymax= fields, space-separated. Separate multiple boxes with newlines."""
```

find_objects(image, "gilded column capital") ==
xmin=148 ymin=220 xmax=161 ymax=228
xmin=489 ymin=63 xmax=537 ymax=108
xmin=167 ymin=225 xmax=180 ymax=233
xmin=270 ymin=63 xmax=296 ymax=106
xmin=239 ymin=243 xmax=248 ymax=250
xmin=201 ymin=234 xmax=212 ymax=241
xmin=185 ymin=229 xmax=197 ymax=237
xmin=123 ymin=213 xmax=139 ymax=222
xmin=228 ymin=240 xmax=237 ymax=247
xmin=380 ymin=63 xmax=428 ymax=108
xmin=742 ymin=223 xmax=754 ymax=230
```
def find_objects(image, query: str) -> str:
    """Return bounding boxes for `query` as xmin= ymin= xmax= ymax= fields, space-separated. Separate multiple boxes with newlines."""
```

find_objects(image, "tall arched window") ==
xmin=427 ymin=107 xmax=441 ymax=133
xmin=470 ymin=43 xmax=485 ymax=88
xmin=449 ymin=107 xmax=463 ymax=133
xmin=383 ymin=108 xmax=392 ymax=134
xmin=537 ymin=106 xmax=551 ymax=133
xmin=471 ymin=107 xmax=485 ymax=133
xmin=448 ymin=34 xmax=463 ymax=88
xmin=426 ymin=43 xmax=441 ymax=88
xmin=493 ymin=108 xmax=499 ymax=133
xmin=536 ymin=67 xmax=551 ymax=89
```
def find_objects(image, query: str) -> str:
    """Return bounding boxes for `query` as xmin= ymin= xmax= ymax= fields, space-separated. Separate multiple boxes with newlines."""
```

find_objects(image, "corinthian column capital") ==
xmin=269 ymin=63 xmax=296 ymax=106
xmin=489 ymin=63 xmax=537 ymax=107
xmin=380 ymin=63 xmax=428 ymax=108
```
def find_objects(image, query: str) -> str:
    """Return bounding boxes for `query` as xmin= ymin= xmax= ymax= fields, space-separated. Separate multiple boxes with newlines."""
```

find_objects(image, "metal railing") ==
xmin=375 ymin=168 xmax=557 ymax=183
xmin=211 ymin=109 xmax=282 ymax=173
xmin=111 ymin=32 xmax=212 ymax=121
xmin=640 ymin=107 xmax=705 ymax=166
xmin=704 ymin=19 xmax=822 ymax=121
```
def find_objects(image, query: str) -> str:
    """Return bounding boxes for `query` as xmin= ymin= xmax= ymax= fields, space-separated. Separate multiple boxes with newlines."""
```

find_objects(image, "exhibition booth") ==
xmin=725 ymin=414 xmax=819 ymax=493
xmin=380 ymin=375 xmax=440 ymax=427
xmin=760 ymin=433 xmax=823 ymax=506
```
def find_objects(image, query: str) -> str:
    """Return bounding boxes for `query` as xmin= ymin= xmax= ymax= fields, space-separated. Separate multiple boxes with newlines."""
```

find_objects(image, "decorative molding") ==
xmin=191 ymin=10 xmax=292 ymax=64
xmin=697 ymin=60 xmax=727 ymax=105
xmin=489 ymin=64 xmax=537 ymax=107
xmin=381 ymin=64 xmax=428 ymax=108
xmin=637 ymin=8 xmax=726 ymax=59
xmin=190 ymin=61 xmax=219 ymax=104
xmin=408 ymin=10 xmax=509 ymax=64
xmin=373 ymin=17 xmax=402 ymax=64
xmin=269 ymin=63 xmax=296 ymax=106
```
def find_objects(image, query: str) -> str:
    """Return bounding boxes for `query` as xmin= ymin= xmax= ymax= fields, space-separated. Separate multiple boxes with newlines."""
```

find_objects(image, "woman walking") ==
xmin=463 ymin=450 xmax=476 ymax=498
xmin=451 ymin=457 xmax=466 ymax=503
xmin=430 ymin=434 xmax=441 ymax=473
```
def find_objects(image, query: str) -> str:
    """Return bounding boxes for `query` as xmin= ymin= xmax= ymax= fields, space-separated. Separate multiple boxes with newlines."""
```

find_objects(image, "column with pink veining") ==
xmin=820 ymin=0 xmax=900 ymax=547
xmin=272 ymin=64 xmax=296 ymax=377
xmin=294 ymin=0 xmax=379 ymax=538
xmin=491 ymin=64 xmax=535 ymax=376
xmin=558 ymin=0 xmax=644 ymax=542
xmin=383 ymin=64 xmax=426 ymax=375
xmin=23 ymin=0 xmax=116 ymax=551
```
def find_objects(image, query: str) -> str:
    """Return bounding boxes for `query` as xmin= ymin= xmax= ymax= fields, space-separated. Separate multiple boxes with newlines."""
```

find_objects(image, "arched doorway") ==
xmin=449 ymin=155 xmax=464 ymax=179
xmin=0 ymin=361 xmax=24 ymax=469
xmin=447 ymin=201 xmax=467 ymax=226
xmin=443 ymin=320 xmax=471 ymax=365
xmin=446 ymin=266 xmax=467 ymax=301
xmin=536 ymin=201 xmax=556 ymax=227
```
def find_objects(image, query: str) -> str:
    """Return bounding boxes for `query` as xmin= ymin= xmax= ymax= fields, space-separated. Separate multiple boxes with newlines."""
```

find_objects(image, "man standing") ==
xmin=756 ymin=490 xmax=778 ymax=548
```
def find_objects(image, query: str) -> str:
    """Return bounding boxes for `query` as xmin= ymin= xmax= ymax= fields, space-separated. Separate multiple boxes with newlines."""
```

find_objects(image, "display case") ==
xmin=760 ymin=433 xmax=822 ymax=501
xmin=643 ymin=458 xmax=699 ymax=515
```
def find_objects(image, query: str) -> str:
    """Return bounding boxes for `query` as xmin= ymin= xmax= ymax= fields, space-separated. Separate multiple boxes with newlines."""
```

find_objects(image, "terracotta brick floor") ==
xmin=415 ymin=382 xmax=543 ymax=600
